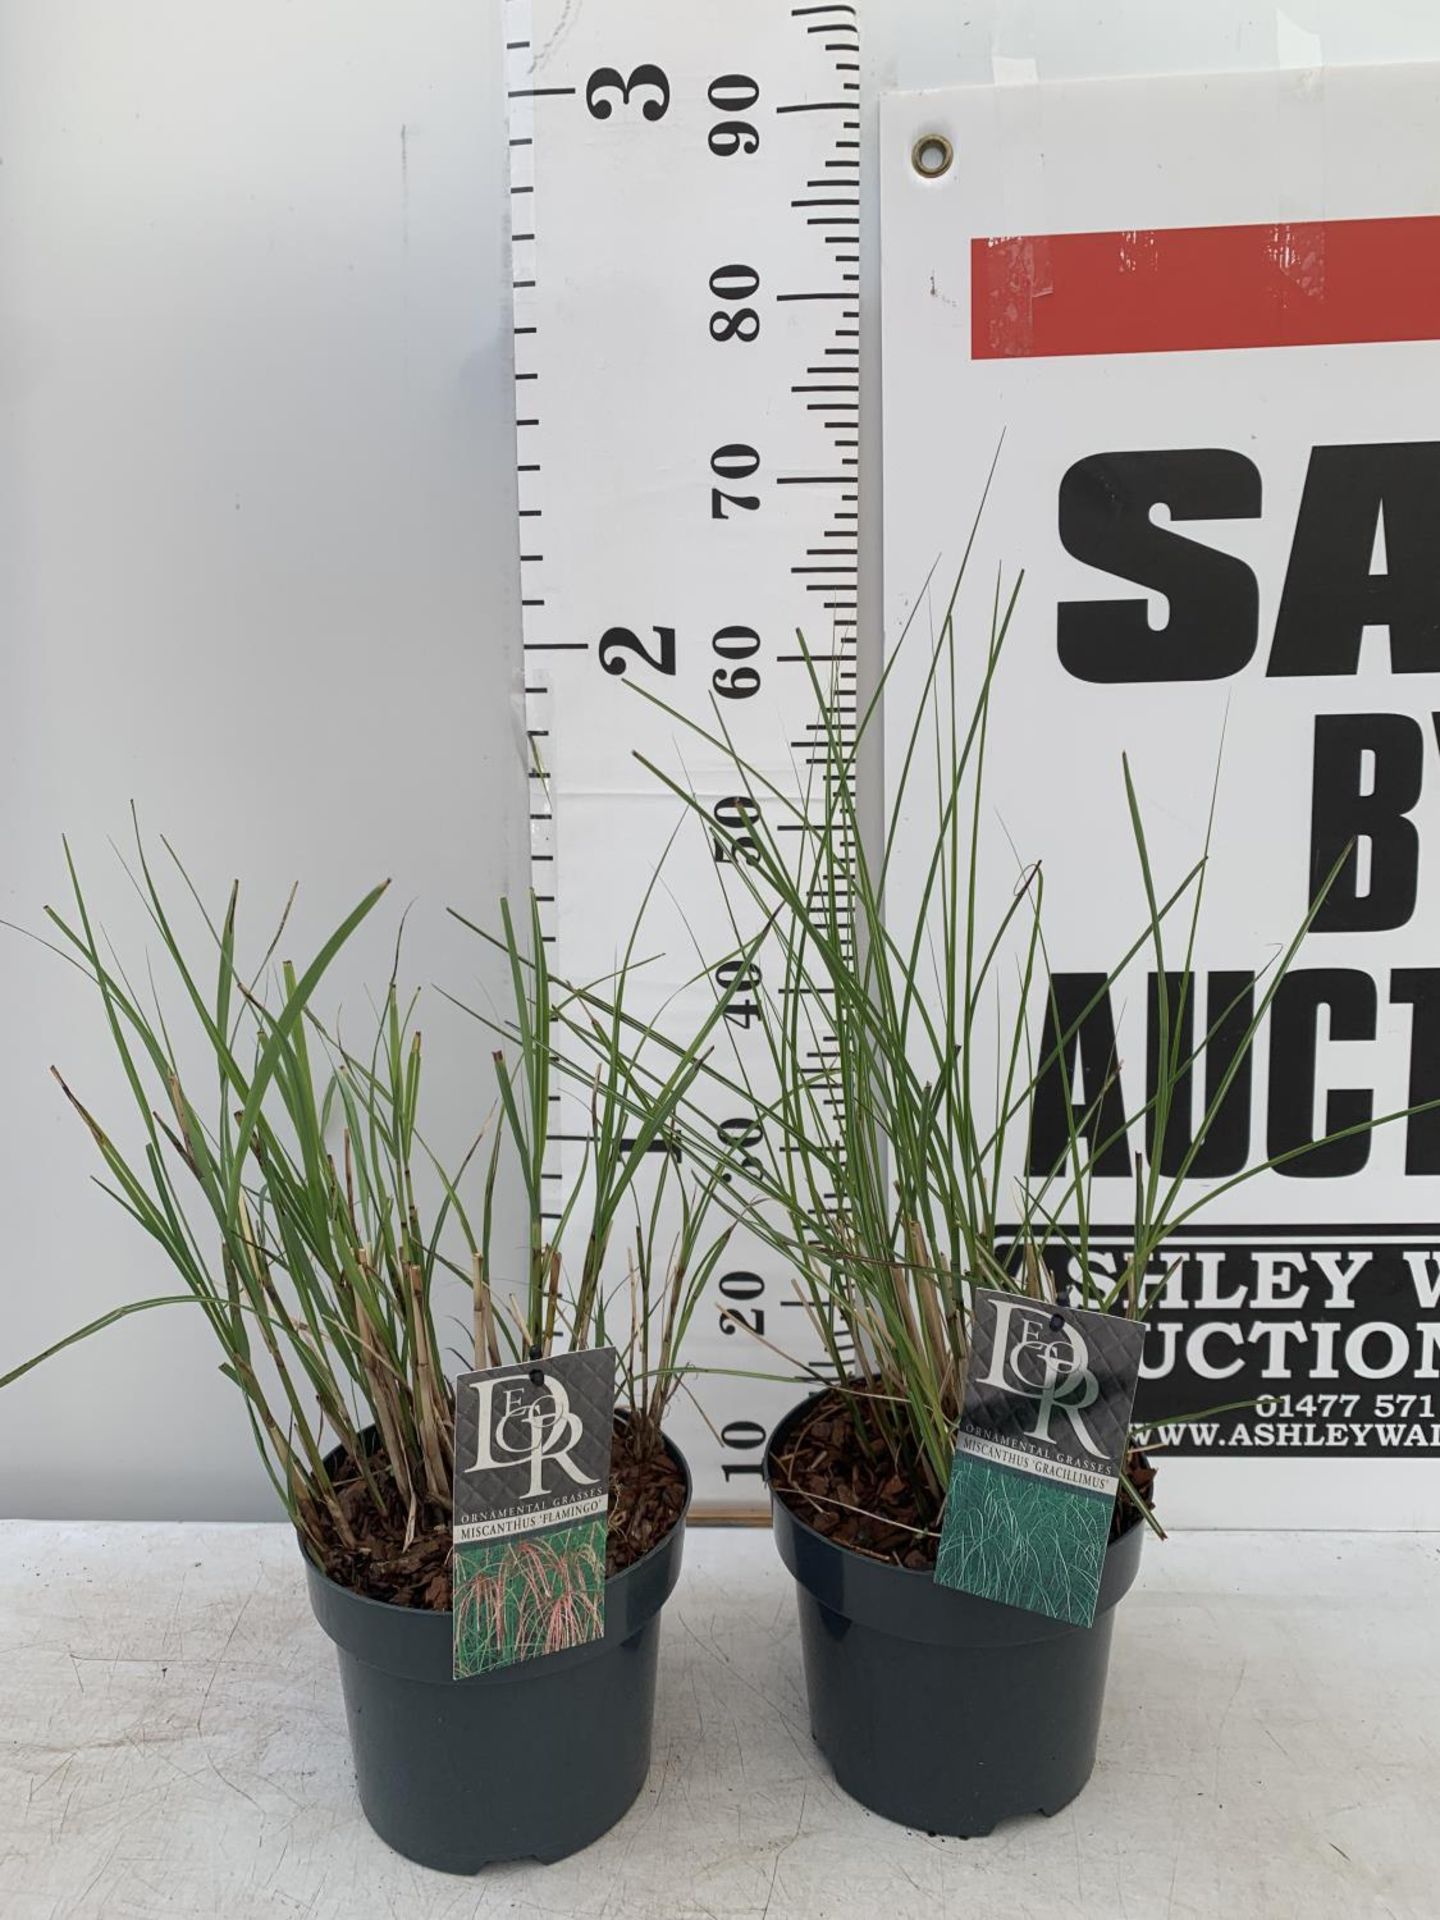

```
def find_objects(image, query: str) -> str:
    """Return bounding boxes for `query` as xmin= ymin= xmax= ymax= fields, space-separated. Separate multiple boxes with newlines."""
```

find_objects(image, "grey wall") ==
xmin=0 ymin=2 xmax=526 ymax=1519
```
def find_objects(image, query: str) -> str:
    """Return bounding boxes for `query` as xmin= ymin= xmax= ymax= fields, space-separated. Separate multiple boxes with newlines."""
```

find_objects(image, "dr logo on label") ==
xmin=981 ymin=1297 xmax=1107 ymax=1457
xmin=467 ymin=1373 xmax=599 ymax=1501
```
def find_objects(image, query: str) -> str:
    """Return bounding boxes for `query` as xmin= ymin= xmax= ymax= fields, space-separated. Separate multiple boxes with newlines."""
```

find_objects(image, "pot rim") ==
xmin=764 ymin=1387 xmax=1144 ymax=1580
xmin=303 ymin=1420 xmax=693 ymax=1620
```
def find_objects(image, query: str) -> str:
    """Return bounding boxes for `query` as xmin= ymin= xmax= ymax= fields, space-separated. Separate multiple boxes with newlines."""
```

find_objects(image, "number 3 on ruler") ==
xmin=597 ymin=625 xmax=676 ymax=677
xmin=585 ymin=65 xmax=670 ymax=122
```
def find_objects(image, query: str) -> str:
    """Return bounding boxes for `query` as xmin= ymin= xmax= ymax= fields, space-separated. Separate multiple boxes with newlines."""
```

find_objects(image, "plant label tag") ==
xmin=451 ymin=1347 xmax=616 ymax=1678
xmin=935 ymin=1290 xmax=1146 ymax=1627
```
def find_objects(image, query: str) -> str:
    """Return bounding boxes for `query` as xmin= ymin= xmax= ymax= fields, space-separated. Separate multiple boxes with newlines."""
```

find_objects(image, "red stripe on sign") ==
xmin=972 ymin=214 xmax=1440 ymax=359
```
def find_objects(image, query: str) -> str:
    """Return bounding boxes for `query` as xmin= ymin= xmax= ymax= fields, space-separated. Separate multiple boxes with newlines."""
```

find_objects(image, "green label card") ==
xmin=935 ymin=1291 xmax=1145 ymax=1627
xmin=451 ymin=1348 xmax=616 ymax=1678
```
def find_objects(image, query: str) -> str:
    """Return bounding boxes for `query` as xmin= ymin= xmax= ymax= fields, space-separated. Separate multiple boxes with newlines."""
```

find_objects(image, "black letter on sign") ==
xmin=1270 ymin=443 xmax=1440 ymax=676
xmin=1267 ymin=969 xmax=1375 ymax=1178
xmin=1027 ymin=975 xmax=1133 ymax=1178
xmin=1146 ymin=970 xmax=1255 ymax=1177
xmin=1391 ymin=971 xmax=1440 ymax=1176
xmin=1057 ymin=449 xmax=1261 ymax=683
xmin=1309 ymin=714 xmax=1423 ymax=931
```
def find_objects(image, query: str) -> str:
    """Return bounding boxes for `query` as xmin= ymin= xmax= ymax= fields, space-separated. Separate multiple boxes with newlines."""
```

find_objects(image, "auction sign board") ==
xmin=880 ymin=64 xmax=1440 ymax=1525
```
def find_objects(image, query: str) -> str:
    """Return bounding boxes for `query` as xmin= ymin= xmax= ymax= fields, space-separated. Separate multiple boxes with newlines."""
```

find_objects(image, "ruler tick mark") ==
xmin=509 ymin=87 xmax=577 ymax=99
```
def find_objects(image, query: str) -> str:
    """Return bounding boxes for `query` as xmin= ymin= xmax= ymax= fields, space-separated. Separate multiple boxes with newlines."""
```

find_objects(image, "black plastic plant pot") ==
xmin=303 ymin=1434 xmax=691 ymax=1874
xmin=765 ymin=1397 xmax=1143 ymax=1839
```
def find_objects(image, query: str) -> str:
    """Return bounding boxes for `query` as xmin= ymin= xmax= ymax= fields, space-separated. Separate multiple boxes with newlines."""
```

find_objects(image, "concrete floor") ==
xmin=1 ymin=1522 xmax=1436 ymax=1920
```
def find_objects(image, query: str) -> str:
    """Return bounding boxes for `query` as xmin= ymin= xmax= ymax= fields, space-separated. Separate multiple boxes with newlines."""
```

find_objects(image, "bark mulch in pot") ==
xmin=314 ymin=1416 xmax=687 ymax=1609
xmin=769 ymin=1385 xmax=1154 ymax=1571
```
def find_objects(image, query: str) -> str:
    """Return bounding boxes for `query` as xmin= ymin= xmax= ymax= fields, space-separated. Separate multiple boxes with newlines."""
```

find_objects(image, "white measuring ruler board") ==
xmin=505 ymin=0 xmax=862 ymax=1507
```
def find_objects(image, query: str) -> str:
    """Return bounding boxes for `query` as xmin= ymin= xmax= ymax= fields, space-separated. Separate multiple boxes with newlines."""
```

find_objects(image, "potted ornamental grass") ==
xmin=3 ymin=835 xmax=732 ymax=1872
xmin=552 ymin=549 xmax=1428 ymax=1840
